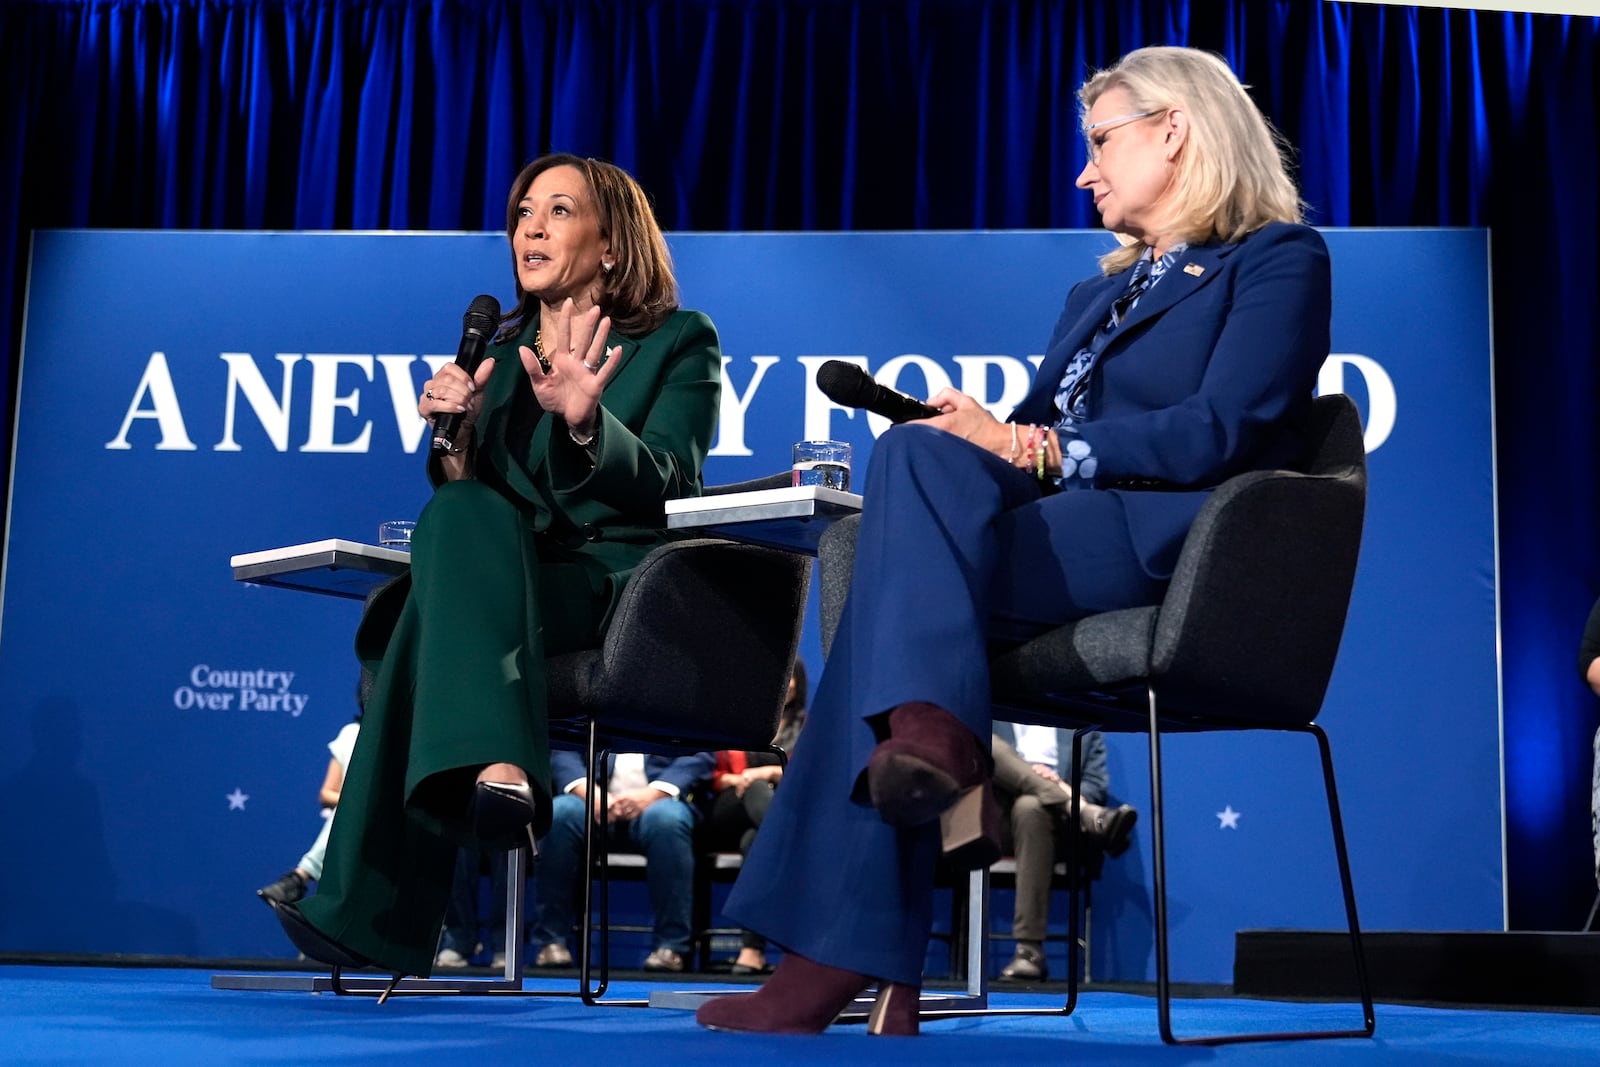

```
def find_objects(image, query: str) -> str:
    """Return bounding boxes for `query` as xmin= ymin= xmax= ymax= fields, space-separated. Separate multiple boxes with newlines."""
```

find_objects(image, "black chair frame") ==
xmin=937 ymin=830 xmax=1107 ymax=987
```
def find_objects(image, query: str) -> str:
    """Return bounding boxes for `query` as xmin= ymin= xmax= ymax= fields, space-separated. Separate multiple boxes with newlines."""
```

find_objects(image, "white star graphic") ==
xmin=227 ymin=788 xmax=249 ymax=811
xmin=1217 ymin=805 xmax=1241 ymax=829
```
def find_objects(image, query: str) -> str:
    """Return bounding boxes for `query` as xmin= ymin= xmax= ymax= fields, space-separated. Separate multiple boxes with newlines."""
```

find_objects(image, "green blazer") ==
xmin=468 ymin=308 xmax=721 ymax=564
xmin=358 ymin=308 xmax=722 ymax=658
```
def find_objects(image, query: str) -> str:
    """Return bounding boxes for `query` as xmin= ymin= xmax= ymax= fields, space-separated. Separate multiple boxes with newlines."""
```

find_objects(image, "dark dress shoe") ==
xmin=999 ymin=944 xmax=1047 ymax=981
xmin=266 ymin=899 xmax=373 ymax=970
xmin=256 ymin=870 xmax=308 ymax=906
xmin=1085 ymin=804 xmax=1138 ymax=857
xmin=470 ymin=781 xmax=541 ymax=849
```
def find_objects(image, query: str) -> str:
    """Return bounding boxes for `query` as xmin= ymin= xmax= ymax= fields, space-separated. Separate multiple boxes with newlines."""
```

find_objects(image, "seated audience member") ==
xmin=708 ymin=660 xmax=809 ymax=974
xmin=532 ymin=748 xmax=714 ymax=972
xmin=435 ymin=847 xmax=510 ymax=968
xmin=257 ymin=716 xmax=360 ymax=906
xmin=991 ymin=723 xmax=1135 ymax=980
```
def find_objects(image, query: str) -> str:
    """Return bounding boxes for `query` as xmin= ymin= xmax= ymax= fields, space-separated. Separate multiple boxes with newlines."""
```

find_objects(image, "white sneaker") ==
xmin=536 ymin=943 xmax=574 ymax=967
xmin=643 ymin=947 xmax=685 ymax=972
xmin=434 ymin=947 xmax=471 ymax=968
xmin=490 ymin=952 xmax=507 ymax=969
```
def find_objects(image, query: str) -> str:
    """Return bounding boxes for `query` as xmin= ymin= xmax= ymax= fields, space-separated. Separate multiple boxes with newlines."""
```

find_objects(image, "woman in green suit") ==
xmin=270 ymin=154 xmax=723 ymax=978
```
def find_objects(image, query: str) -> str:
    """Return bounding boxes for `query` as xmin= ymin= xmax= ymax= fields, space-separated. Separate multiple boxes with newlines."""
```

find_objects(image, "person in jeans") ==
xmin=708 ymin=660 xmax=809 ymax=973
xmin=434 ymin=846 xmax=509 ymax=969
xmin=532 ymin=748 xmax=713 ymax=972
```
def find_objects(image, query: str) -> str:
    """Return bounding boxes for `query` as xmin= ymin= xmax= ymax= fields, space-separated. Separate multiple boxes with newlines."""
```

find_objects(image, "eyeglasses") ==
xmin=1083 ymin=110 xmax=1163 ymax=163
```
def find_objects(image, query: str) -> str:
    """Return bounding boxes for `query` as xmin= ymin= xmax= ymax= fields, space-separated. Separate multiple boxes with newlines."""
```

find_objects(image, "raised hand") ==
xmin=520 ymin=298 xmax=622 ymax=438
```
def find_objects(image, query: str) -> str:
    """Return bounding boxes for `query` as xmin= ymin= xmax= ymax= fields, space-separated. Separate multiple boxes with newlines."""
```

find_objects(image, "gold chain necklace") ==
xmin=531 ymin=325 xmax=550 ymax=373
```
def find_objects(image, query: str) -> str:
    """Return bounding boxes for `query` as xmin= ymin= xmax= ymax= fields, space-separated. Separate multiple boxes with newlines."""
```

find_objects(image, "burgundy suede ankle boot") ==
xmin=866 ymin=702 xmax=1001 ymax=869
xmin=866 ymin=981 xmax=921 ymax=1036
xmin=695 ymin=952 xmax=871 ymax=1034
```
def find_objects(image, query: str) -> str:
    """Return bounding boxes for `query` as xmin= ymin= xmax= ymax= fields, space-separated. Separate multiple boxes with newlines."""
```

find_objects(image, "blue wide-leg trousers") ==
xmin=723 ymin=424 xmax=1162 ymax=983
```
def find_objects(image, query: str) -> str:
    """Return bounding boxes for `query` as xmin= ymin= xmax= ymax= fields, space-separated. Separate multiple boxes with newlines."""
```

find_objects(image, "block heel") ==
xmin=938 ymin=781 xmax=1002 ymax=870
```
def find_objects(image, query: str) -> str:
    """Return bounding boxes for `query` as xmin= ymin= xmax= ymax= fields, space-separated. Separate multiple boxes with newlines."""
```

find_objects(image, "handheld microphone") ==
xmin=815 ymin=360 xmax=940 ymax=424
xmin=431 ymin=294 xmax=502 ymax=453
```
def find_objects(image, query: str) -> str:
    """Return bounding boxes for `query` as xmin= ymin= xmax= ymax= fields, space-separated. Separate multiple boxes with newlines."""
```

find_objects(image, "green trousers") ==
xmin=297 ymin=480 xmax=611 ymax=976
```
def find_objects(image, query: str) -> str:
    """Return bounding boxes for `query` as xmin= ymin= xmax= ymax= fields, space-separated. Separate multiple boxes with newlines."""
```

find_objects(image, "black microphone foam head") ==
xmin=816 ymin=359 xmax=874 ymax=407
xmin=463 ymin=293 xmax=501 ymax=333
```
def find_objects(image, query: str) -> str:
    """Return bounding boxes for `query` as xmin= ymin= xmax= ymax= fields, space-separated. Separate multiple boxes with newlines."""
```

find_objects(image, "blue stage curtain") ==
xmin=2 ymin=0 xmax=1597 ymax=928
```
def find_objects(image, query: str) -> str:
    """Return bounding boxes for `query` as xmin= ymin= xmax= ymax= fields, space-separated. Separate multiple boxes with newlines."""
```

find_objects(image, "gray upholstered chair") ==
xmin=817 ymin=393 xmax=1374 ymax=1044
xmin=331 ymin=476 xmax=807 ymax=1002
xmin=546 ymin=473 xmax=811 ymax=1003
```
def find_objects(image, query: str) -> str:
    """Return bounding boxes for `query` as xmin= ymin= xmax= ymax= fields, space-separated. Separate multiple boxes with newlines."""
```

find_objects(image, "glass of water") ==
xmin=792 ymin=440 xmax=852 ymax=491
xmin=378 ymin=520 xmax=416 ymax=551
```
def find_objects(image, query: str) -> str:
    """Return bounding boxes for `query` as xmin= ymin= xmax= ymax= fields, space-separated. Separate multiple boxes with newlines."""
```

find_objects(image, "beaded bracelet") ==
xmin=1036 ymin=429 xmax=1048 ymax=479
xmin=1009 ymin=422 xmax=1020 ymax=464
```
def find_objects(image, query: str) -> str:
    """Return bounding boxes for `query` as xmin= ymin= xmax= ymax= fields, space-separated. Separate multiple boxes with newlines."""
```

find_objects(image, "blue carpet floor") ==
xmin=3 ymin=964 xmax=1597 ymax=1065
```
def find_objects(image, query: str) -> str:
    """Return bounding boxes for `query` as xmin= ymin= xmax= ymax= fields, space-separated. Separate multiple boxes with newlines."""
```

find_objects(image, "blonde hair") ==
xmin=1079 ymin=47 xmax=1305 ymax=274
xmin=501 ymin=154 xmax=679 ymax=337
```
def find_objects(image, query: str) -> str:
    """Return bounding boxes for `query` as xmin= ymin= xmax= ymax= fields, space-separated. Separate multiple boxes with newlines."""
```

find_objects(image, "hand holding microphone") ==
xmin=817 ymin=359 xmax=1021 ymax=462
xmin=428 ymin=294 xmax=502 ymax=454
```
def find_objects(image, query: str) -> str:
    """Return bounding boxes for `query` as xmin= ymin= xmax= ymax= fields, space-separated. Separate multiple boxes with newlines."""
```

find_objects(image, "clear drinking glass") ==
xmin=378 ymin=520 xmax=416 ymax=551
xmin=791 ymin=440 xmax=852 ymax=491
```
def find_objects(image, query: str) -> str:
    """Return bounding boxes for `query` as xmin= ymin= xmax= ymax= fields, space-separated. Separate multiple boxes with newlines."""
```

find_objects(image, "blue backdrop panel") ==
xmin=0 ymin=229 xmax=1495 ymax=980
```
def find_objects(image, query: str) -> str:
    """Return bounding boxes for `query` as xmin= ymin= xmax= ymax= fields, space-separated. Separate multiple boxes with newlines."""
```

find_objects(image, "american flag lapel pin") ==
xmin=1183 ymin=263 xmax=1205 ymax=277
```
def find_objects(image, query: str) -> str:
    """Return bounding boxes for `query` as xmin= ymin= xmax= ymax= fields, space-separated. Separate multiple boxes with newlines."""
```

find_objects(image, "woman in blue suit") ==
xmin=699 ymin=46 xmax=1333 ymax=1037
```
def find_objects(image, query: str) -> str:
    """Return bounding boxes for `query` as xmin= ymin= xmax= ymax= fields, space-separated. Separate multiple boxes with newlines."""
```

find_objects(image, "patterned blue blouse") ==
xmin=1048 ymin=242 xmax=1188 ymax=488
